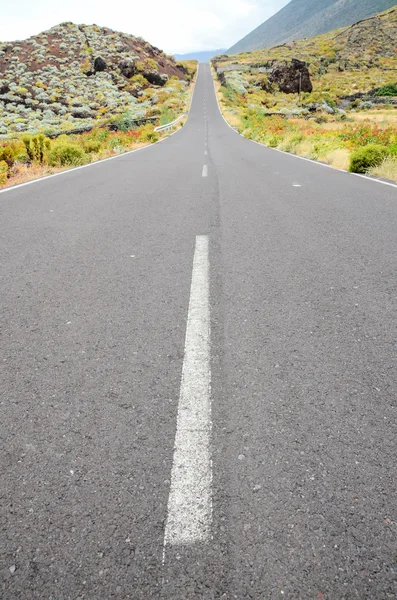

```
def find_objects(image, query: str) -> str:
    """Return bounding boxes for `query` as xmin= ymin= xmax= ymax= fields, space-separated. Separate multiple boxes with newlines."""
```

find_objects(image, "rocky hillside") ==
xmin=0 ymin=23 xmax=190 ymax=136
xmin=214 ymin=6 xmax=397 ymax=179
xmin=216 ymin=6 xmax=397 ymax=104
xmin=228 ymin=0 xmax=397 ymax=54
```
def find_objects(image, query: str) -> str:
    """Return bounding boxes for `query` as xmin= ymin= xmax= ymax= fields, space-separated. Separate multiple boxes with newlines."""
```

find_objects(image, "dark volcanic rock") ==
xmin=216 ymin=70 xmax=226 ymax=86
xmin=143 ymin=71 xmax=166 ymax=86
xmin=94 ymin=56 xmax=107 ymax=72
xmin=269 ymin=59 xmax=312 ymax=94
xmin=118 ymin=59 xmax=136 ymax=78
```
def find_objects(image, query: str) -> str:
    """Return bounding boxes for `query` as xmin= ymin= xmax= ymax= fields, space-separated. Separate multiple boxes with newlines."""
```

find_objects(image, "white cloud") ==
xmin=1 ymin=0 xmax=291 ymax=53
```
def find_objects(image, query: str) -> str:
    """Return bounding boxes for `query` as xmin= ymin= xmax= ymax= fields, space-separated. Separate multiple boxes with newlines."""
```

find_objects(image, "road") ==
xmin=1 ymin=62 xmax=397 ymax=599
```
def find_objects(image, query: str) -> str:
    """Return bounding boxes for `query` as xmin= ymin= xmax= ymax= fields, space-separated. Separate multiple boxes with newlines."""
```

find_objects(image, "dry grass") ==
xmin=222 ymin=109 xmax=241 ymax=128
xmin=351 ymin=110 xmax=397 ymax=124
xmin=276 ymin=138 xmax=349 ymax=170
xmin=368 ymin=156 xmax=397 ymax=182
xmin=323 ymin=148 xmax=350 ymax=170
xmin=213 ymin=76 xmax=241 ymax=128
xmin=294 ymin=139 xmax=316 ymax=158
xmin=0 ymin=163 xmax=66 ymax=189
xmin=0 ymin=143 xmax=150 ymax=190
xmin=0 ymin=132 xmax=186 ymax=191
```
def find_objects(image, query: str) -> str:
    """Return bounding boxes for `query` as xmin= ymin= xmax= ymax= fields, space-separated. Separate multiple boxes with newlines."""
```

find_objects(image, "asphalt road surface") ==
xmin=2 ymin=63 xmax=397 ymax=600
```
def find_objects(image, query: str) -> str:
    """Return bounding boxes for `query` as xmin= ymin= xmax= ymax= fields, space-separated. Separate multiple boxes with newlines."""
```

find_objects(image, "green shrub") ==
xmin=145 ymin=58 xmax=158 ymax=71
xmin=22 ymin=134 xmax=50 ymax=164
xmin=159 ymin=106 xmax=176 ymax=126
xmin=139 ymin=125 xmax=159 ymax=143
xmin=94 ymin=128 xmax=110 ymax=142
xmin=374 ymin=83 xmax=397 ymax=97
xmin=0 ymin=140 xmax=26 ymax=166
xmin=111 ymin=112 xmax=137 ymax=132
xmin=129 ymin=74 xmax=148 ymax=87
xmin=0 ymin=146 xmax=16 ymax=167
xmin=0 ymin=160 xmax=8 ymax=184
xmin=48 ymin=142 xmax=88 ymax=167
xmin=266 ymin=135 xmax=281 ymax=148
xmin=81 ymin=139 xmax=102 ymax=153
xmin=349 ymin=144 xmax=389 ymax=174
xmin=387 ymin=144 xmax=397 ymax=157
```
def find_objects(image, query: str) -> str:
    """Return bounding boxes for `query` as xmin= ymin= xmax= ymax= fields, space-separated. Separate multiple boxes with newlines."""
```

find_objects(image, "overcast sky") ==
xmin=1 ymin=0 xmax=290 ymax=53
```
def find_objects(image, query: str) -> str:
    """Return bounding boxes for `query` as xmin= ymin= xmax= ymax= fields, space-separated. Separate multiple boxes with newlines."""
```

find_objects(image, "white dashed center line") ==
xmin=202 ymin=165 xmax=208 ymax=177
xmin=163 ymin=235 xmax=212 ymax=549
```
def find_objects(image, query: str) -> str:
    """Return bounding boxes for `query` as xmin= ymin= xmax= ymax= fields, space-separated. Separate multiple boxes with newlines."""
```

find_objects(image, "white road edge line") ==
xmin=163 ymin=235 xmax=212 ymax=551
xmin=202 ymin=165 xmax=208 ymax=177
xmin=0 ymin=64 xmax=202 ymax=196
xmin=210 ymin=65 xmax=397 ymax=191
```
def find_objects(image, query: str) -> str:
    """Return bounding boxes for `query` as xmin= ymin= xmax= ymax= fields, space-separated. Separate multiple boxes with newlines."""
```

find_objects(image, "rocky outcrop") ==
xmin=269 ymin=59 xmax=312 ymax=94
xmin=215 ymin=70 xmax=226 ymax=86
xmin=94 ymin=56 xmax=107 ymax=72
xmin=118 ymin=58 xmax=136 ymax=78
xmin=143 ymin=71 xmax=168 ymax=86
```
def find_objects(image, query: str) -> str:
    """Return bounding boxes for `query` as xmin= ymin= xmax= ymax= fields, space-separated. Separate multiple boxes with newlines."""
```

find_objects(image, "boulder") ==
xmin=269 ymin=59 xmax=312 ymax=94
xmin=143 ymin=71 xmax=166 ymax=86
xmin=217 ymin=71 xmax=226 ymax=86
xmin=322 ymin=102 xmax=335 ymax=114
xmin=94 ymin=56 xmax=107 ymax=73
xmin=119 ymin=58 xmax=136 ymax=79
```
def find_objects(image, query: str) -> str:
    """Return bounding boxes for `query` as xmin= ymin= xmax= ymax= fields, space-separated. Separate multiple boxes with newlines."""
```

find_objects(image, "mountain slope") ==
xmin=0 ymin=23 xmax=189 ymax=136
xmin=228 ymin=0 xmax=397 ymax=54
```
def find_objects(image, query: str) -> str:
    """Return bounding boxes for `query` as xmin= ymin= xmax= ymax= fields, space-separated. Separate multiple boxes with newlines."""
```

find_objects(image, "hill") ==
xmin=174 ymin=49 xmax=226 ymax=62
xmin=228 ymin=0 xmax=397 ymax=54
xmin=216 ymin=6 xmax=397 ymax=106
xmin=213 ymin=6 xmax=397 ymax=178
xmin=0 ymin=23 xmax=192 ymax=136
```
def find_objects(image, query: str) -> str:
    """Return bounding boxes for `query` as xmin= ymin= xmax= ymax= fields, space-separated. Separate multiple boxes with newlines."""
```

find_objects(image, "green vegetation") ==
xmin=213 ymin=6 xmax=397 ymax=181
xmin=0 ymin=145 xmax=18 ymax=167
xmin=0 ymin=123 xmax=177 ymax=186
xmin=375 ymin=83 xmax=397 ymax=97
xmin=0 ymin=25 xmax=198 ymax=188
xmin=177 ymin=60 xmax=198 ymax=82
xmin=48 ymin=141 xmax=88 ymax=166
xmin=0 ymin=23 xmax=197 ymax=137
xmin=0 ymin=160 xmax=8 ymax=184
xmin=138 ymin=124 xmax=159 ymax=143
xmin=0 ymin=67 xmax=198 ymax=188
xmin=349 ymin=144 xmax=389 ymax=173
xmin=22 ymin=134 xmax=50 ymax=164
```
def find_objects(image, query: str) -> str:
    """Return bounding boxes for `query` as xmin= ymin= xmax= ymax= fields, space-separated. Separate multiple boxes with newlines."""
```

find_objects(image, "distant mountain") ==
xmin=175 ymin=49 xmax=226 ymax=62
xmin=228 ymin=0 xmax=397 ymax=54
